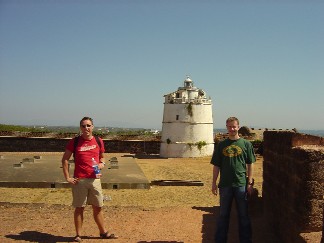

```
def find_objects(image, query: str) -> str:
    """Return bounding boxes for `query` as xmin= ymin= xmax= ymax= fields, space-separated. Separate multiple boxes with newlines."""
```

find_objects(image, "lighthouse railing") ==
xmin=168 ymin=98 xmax=212 ymax=104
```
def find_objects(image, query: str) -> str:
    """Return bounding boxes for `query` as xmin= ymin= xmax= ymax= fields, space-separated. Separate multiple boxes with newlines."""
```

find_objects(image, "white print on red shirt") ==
xmin=79 ymin=145 xmax=97 ymax=152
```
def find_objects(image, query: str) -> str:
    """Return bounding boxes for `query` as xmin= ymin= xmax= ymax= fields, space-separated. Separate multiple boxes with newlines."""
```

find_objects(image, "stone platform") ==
xmin=0 ymin=153 xmax=150 ymax=189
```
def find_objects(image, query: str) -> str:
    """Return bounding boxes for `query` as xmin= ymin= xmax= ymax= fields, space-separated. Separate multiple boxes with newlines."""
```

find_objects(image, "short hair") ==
xmin=226 ymin=117 xmax=239 ymax=125
xmin=80 ymin=117 xmax=93 ymax=126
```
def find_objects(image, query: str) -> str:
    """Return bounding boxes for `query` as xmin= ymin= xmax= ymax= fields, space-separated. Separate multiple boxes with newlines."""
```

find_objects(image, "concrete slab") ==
xmin=0 ymin=153 xmax=150 ymax=189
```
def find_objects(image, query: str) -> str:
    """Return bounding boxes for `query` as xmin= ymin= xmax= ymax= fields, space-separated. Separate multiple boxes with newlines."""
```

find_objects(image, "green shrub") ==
xmin=196 ymin=141 xmax=207 ymax=151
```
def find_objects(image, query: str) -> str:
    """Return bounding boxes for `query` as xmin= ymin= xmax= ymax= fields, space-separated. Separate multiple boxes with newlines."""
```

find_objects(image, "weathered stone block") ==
xmin=263 ymin=131 xmax=324 ymax=240
xmin=304 ymin=181 xmax=324 ymax=200
xmin=109 ymin=157 xmax=119 ymax=169
xmin=13 ymin=162 xmax=23 ymax=168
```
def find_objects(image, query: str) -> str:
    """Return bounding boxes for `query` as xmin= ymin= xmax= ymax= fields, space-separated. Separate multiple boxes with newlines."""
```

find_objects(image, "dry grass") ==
xmin=0 ymin=153 xmax=264 ymax=208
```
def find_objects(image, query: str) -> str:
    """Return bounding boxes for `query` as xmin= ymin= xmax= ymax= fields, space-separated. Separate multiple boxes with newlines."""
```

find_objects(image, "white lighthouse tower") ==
xmin=160 ymin=76 xmax=214 ymax=158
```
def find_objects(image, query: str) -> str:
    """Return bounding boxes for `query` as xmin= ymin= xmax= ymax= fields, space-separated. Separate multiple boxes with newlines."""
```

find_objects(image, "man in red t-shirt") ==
xmin=62 ymin=117 xmax=118 ymax=242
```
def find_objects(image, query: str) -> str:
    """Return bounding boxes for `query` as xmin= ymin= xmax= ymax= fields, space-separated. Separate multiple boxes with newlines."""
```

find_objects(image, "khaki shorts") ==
xmin=72 ymin=178 xmax=103 ymax=207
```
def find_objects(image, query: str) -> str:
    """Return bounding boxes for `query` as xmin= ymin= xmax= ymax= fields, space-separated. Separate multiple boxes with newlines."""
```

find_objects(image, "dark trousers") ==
xmin=215 ymin=186 xmax=252 ymax=243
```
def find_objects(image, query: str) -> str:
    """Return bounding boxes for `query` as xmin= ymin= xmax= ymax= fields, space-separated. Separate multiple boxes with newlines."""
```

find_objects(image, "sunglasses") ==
xmin=81 ymin=124 xmax=92 ymax=128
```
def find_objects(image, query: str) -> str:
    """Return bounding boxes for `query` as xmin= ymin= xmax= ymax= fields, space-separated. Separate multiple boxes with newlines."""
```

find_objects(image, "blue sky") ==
xmin=0 ymin=0 xmax=323 ymax=130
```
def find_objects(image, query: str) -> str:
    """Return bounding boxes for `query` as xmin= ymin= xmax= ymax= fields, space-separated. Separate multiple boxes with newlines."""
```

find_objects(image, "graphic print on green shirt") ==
xmin=210 ymin=138 xmax=256 ymax=188
xmin=222 ymin=144 xmax=243 ymax=157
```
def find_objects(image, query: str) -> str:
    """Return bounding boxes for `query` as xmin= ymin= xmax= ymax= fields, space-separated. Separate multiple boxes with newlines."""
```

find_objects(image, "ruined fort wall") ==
xmin=263 ymin=131 xmax=324 ymax=243
xmin=0 ymin=137 xmax=160 ymax=154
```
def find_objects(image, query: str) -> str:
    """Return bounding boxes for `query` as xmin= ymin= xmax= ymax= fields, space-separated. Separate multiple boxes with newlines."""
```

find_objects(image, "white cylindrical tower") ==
xmin=160 ymin=76 xmax=214 ymax=158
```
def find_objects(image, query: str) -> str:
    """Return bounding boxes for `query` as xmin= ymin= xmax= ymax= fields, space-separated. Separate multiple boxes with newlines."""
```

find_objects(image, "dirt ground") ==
xmin=0 ymin=153 xmax=321 ymax=243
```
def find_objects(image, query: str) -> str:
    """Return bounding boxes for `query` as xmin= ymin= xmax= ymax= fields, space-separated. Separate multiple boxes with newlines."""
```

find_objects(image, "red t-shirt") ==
xmin=66 ymin=136 xmax=105 ymax=178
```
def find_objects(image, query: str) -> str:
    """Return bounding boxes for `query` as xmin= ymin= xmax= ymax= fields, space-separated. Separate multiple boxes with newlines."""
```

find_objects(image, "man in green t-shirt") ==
xmin=211 ymin=117 xmax=256 ymax=243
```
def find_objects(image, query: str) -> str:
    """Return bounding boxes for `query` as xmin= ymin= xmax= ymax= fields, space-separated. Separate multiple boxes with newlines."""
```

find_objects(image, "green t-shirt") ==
xmin=210 ymin=138 xmax=256 ymax=188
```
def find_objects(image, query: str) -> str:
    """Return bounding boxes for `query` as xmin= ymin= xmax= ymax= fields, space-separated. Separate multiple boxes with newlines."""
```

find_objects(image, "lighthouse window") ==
xmin=176 ymin=115 xmax=179 ymax=120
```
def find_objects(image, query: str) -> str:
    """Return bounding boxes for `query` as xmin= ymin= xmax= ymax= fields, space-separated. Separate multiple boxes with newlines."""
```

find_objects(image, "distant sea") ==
xmin=299 ymin=130 xmax=324 ymax=137
xmin=214 ymin=129 xmax=324 ymax=137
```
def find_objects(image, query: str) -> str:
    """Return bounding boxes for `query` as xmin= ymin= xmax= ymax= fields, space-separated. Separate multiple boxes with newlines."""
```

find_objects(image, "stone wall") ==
xmin=263 ymin=131 xmax=324 ymax=242
xmin=0 ymin=137 xmax=160 ymax=154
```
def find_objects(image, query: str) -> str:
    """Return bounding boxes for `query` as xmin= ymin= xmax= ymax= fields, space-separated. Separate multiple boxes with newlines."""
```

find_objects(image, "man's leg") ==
xmin=74 ymin=207 xmax=85 ymax=236
xmin=92 ymin=205 xmax=106 ymax=234
xmin=215 ymin=187 xmax=234 ymax=243
xmin=234 ymin=186 xmax=252 ymax=243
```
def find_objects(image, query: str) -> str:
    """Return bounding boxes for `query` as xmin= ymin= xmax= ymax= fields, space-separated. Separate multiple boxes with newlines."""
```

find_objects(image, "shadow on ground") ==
xmin=193 ymin=192 xmax=280 ymax=243
xmin=5 ymin=231 xmax=72 ymax=243
xmin=5 ymin=230 xmax=113 ymax=243
xmin=134 ymin=154 xmax=165 ymax=159
xmin=138 ymin=241 xmax=184 ymax=243
xmin=193 ymin=192 xmax=316 ymax=243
